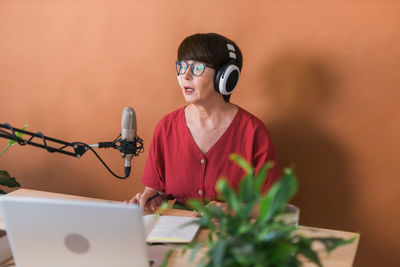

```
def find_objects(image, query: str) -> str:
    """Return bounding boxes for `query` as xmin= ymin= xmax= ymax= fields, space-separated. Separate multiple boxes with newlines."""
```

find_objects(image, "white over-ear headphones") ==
xmin=213 ymin=42 xmax=240 ymax=95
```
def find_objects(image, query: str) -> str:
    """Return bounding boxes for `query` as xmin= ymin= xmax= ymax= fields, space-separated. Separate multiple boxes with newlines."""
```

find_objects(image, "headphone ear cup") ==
xmin=214 ymin=64 xmax=225 ymax=93
xmin=214 ymin=63 xmax=240 ymax=95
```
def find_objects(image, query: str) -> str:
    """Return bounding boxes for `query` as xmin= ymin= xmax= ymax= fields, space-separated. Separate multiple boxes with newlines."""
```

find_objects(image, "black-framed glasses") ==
xmin=175 ymin=60 xmax=215 ymax=76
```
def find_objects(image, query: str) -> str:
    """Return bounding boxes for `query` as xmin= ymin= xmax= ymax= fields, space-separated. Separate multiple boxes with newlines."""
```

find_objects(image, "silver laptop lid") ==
xmin=1 ymin=189 xmax=149 ymax=267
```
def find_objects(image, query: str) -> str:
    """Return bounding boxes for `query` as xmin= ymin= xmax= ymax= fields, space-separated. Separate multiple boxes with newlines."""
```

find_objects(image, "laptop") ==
xmin=0 ymin=189 xmax=154 ymax=267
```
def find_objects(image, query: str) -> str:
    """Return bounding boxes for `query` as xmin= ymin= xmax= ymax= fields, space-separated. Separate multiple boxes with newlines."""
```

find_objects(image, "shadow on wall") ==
xmin=261 ymin=51 xmax=356 ymax=231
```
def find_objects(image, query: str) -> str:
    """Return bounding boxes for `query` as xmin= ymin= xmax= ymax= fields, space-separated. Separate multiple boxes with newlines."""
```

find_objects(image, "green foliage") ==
xmin=0 ymin=123 xmax=28 ymax=157
xmin=0 ymin=123 xmax=26 ymax=193
xmin=0 ymin=171 xmax=21 ymax=194
xmin=175 ymin=154 xmax=354 ymax=267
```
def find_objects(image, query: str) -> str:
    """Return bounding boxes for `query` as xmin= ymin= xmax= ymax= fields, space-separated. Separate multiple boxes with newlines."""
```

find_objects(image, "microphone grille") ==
xmin=121 ymin=107 xmax=137 ymax=140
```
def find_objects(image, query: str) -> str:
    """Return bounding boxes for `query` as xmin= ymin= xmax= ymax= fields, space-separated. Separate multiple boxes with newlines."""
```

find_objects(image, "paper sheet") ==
xmin=144 ymin=215 xmax=200 ymax=243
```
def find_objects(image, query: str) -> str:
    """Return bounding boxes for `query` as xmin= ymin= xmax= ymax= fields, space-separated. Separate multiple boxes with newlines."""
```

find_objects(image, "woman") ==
xmin=129 ymin=33 xmax=280 ymax=212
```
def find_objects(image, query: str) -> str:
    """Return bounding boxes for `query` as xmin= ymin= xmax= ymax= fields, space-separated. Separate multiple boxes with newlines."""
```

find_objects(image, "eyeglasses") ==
xmin=175 ymin=60 xmax=215 ymax=76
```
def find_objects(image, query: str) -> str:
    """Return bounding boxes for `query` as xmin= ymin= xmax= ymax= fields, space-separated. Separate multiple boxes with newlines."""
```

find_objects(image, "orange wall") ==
xmin=1 ymin=1 xmax=399 ymax=266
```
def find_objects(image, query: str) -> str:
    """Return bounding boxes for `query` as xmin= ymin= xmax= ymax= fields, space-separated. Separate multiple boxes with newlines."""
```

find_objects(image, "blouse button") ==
xmin=198 ymin=190 xmax=203 ymax=195
xmin=200 ymin=159 xmax=205 ymax=164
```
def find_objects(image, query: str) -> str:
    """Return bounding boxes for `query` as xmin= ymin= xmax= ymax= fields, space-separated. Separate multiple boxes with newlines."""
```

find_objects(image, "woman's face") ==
xmin=178 ymin=60 xmax=220 ymax=105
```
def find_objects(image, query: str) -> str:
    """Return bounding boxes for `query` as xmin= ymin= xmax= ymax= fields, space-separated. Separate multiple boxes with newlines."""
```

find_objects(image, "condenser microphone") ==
xmin=88 ymin=106 xmax=143 ymax=179
xmin=121 ymin=107 xmax=137 ymax=177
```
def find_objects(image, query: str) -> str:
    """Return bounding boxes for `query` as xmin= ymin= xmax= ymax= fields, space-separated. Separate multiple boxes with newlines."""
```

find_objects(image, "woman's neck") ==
xmin=185 ymin=100 xmax=237 ymax=128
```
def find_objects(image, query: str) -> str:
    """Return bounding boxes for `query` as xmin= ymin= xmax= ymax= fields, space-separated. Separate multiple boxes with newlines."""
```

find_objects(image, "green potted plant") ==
xmin=0 ymin=124 xmax=26 ymax=194
xmin=163 ymin=154 xmax=355 ymax=267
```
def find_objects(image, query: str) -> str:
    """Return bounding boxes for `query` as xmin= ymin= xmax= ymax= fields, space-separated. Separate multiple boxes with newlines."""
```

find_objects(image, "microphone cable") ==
xmin=73 ymin=141 xmax=129 ymax=180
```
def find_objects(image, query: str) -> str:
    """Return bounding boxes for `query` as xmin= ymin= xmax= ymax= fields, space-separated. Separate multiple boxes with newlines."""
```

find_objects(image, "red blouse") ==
xmin=141 ymin=106 xmax=280 ymax=205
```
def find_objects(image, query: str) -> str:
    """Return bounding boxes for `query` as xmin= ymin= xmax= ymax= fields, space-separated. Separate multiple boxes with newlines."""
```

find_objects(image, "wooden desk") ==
xmin=0 ymin=208 xmax=359 ymax=267
xmin=158 ymin=209 xmax=360 ymax=267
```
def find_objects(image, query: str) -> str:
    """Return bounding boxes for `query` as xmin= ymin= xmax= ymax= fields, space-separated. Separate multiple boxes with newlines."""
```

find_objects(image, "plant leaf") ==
xmin=267 ymin=241 xmax=297 ymax=265
xmin=258 ymin=167 xmax=298 ymax=225
xmin=229 ymin=154 xmax=254 ymax=175
xmin=0 ymin=144 xmax=12 ymax=157
xmin=187 ymin=199 xmax=211 ymax=218
xmin=255 ymin=161 xmax=274 ymax=193
xmin=231 ymin=243 xmax=255 ymax=265
xmin=0 ymin=170 xmax=21 ymax=188
xmin=257 ymin=223 xmax=295 ymax=242
xmin=209 ymin=238 xmax=227 ymax=266
xmin=8 ymin=123 xmax=28 ymax=146
xmin=0 ymin=170 xmax=10 ymax=178
xmin=216 ymin=179 xmax=240 ymax=214
xmin=238 ymin=173 xmax=255 ymax=203
xmin=258 ymin=182 xmax=280 ymax=224
xmin=187 ymin=199 xmax=216 ymax=231
xmin=274 ymin=168 xmax=298 ymax=206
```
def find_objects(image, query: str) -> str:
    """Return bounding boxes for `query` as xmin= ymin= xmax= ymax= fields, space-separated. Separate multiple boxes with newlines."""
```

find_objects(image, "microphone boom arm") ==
xmin=0 ymin=123 xmax=144 ymax=179
xmin=0 ymin=123 xmax=88 ymax=158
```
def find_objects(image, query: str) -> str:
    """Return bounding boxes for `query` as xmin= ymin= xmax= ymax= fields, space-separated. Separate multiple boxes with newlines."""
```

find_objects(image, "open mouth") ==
xmin=184 ymin=87 xmax=195 ymax=92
